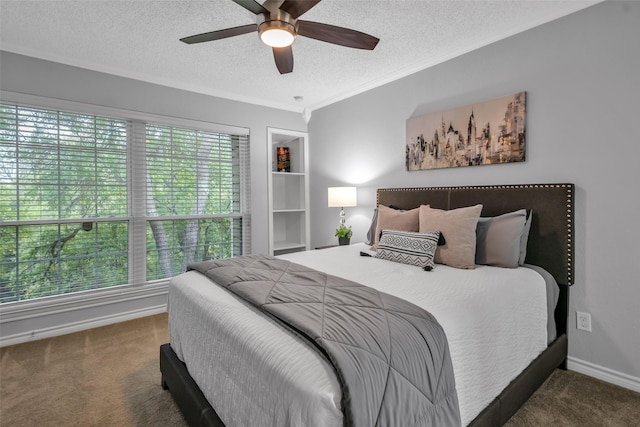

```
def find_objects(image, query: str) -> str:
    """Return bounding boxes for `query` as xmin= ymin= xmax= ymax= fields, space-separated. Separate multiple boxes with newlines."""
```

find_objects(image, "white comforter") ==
xmin=169 ymin=243 xmax=547 ymax=426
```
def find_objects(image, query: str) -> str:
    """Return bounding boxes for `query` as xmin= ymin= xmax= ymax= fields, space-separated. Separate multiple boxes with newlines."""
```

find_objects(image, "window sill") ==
xmin=0 ymin=280 xmax=170 ymax=346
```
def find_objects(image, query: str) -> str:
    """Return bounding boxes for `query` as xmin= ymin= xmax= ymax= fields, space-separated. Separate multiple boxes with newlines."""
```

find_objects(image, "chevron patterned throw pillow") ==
xmin=376 ymin=230 xmax=440 ymax=271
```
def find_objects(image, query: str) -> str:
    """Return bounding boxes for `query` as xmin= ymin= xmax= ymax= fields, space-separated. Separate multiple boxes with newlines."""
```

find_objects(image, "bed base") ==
xmin=160 ymin=343 xmax=224 ymax=427
xmin=160 ymin=333 xmax=567 ymax=427
xmin=468 ymin=333 xmax=567 ymax=426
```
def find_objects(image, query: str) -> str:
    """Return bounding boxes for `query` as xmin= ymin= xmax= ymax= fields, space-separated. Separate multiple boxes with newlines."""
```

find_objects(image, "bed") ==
xmin=160 ymin=183 xmax=574 ymax=426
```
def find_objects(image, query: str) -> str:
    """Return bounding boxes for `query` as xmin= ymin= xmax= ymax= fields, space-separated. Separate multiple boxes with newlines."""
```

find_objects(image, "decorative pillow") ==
xmin=476 ymin=209 xmax=530 ymax=268
xmin=366 ymin=208 xmax=379 ymax=245
xmin=370 ymin=204 xmax=420 ymax=250
xmin=375 ymin=230 xmax=440 ymax=271
xmin=366 ymin=205 xmax=408 ymax=245
xmin=419 ymin=204 xmax=483 ymax=269
xmin=519 ymin=210 xmax=533 ymax=265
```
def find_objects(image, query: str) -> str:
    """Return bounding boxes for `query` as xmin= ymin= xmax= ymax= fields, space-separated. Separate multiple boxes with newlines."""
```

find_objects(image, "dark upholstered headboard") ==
xmin=377 ymin=183 xmax=574 ymax=287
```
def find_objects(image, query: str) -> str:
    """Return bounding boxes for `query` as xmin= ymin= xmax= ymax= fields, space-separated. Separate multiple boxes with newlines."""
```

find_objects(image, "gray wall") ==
xmin=308 ymin=1 xmax=640 ymax=384
xmin=0 ymin=50 xmax=307 ymax=256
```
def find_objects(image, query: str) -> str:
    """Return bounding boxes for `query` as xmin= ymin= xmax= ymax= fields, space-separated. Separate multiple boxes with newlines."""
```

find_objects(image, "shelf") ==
xmin=268 ymin=128 xmax=310 ymax=255
xmin=273 ymin=209 xmax=305 ymax=213
xmin=271 ymin=134 xmax=305 ymax=174
xmin=274 ymin=240 xmax=306 ymax=251
xmin=271 ymin=173 xmax=305 ymax=211
xmin=272 ymin=171 xmax=304 ymax=176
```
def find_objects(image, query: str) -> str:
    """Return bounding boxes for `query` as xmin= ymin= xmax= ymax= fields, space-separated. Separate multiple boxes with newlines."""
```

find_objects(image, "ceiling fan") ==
xmin=180 ymin=0 xmax=380 ymax=74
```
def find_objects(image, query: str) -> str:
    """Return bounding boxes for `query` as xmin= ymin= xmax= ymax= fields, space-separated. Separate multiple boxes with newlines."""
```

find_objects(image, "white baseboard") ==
xmin=4 ymin=288 xmax=639 ymax=396
xmin=568 ymin=356 xmax=640 ymax=393
xmin=0 ymin=305 xmax=167 ymax=347
xmin=0 ymin=282 xmax=170 ymax=347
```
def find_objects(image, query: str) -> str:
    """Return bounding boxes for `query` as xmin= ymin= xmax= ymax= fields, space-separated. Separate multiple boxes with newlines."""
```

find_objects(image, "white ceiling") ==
xmin=1 ymin=0 xmax=600 ymax=115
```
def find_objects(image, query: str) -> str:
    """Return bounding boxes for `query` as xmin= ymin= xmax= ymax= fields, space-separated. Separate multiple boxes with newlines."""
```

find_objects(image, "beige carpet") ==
xmin=1 ymin=314 xmax=639 ymax=426
xmin=505 ymin=368 xmax=640 ymax=427
xmin=0 ymin=314 xmax=184 ymax=427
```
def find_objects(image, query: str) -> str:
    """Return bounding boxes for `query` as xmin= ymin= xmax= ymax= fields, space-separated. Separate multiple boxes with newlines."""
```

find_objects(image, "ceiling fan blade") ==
xmin=231 ymin=0 xmax=269 ymax=15
xmin=180 ymin=24 xmax=256 ymax=44
xmin=273 ymin=46 xmax=294 ymax=74
xmin=297 ymin=20 xmax=379 ymax=50
xmin=279 ymin=0 xmax=322 ymax=19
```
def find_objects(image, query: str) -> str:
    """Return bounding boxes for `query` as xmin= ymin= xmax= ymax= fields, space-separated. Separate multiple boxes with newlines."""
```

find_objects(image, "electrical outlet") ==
xmin=576 ymin=311 xmax=592 ymax=332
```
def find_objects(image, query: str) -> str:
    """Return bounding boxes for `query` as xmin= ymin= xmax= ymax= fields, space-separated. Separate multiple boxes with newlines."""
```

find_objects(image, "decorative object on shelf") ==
xmin=335 ymin=225 xmax=353 ymax=246
xmin=328 ymin=186 xmax=357 ymax=245
xmin=406 ymin=91 xmax=526 ymax=171
xmin=276 ymin=146 xmax=290 ymax=172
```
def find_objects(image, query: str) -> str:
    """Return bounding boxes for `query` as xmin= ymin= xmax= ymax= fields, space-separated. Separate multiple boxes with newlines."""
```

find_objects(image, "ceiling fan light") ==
xmin=259 ymin=21 xmax=296 ymax=48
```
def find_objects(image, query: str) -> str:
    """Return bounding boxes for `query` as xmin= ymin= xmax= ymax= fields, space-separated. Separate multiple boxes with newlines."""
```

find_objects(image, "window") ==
xmin=0 ymin=102 xmax=249 ymax=303
xmin=145 ymin=124 xmax=244 ymax=280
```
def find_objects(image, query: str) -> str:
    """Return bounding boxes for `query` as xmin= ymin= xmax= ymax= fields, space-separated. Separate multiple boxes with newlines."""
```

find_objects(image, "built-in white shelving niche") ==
xmin=267 ymin=128 xmax=310 ymax=255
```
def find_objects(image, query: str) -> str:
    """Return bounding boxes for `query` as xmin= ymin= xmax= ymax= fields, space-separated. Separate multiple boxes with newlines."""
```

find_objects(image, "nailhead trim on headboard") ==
xmin=376 ymin=183 xmax=575 ymax=286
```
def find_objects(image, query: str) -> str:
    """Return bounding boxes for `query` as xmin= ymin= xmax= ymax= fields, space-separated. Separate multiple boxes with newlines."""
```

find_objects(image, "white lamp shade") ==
xmin=328 ymin=187 xmax=357 ymax=207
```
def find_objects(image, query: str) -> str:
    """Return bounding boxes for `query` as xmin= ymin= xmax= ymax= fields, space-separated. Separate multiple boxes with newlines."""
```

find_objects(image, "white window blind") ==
xmin=0 ymin=101 xmax=250 ymax=303
xmin=145 ymin=124 xmax=246 ymax=280
xmin=0 ymin=104 xmax=129 ymax=301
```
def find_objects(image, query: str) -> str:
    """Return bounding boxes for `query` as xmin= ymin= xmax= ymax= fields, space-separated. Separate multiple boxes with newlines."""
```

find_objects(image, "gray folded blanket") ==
xmin=188 ymin=254 xmax=461 ymax=427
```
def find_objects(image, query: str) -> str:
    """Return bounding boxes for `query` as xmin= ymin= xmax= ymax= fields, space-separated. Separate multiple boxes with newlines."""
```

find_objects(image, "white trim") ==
xmin=1 ymin=1 xmax=602 ymax=115
xmin=0 ymin=282 xmax=169 ymax=347
xmin=0 ymin=90 xmax=250 ymax=136
xmin=0 ymin=281 xmax=169 ymax=321
xmin=0 ymin=304 xmax=167 ymax=348
xmin=0 ymin=217 xmax=130 ymax=227
xmin=1 ymin=45 xmax=302 ymax=114
xmin=266 ymin=128 xmax=310 ymax=255
xmin=129 ymin=120 xmax=147 ymax=286
xmin=568 ymin=356 xmax=640 ymax=393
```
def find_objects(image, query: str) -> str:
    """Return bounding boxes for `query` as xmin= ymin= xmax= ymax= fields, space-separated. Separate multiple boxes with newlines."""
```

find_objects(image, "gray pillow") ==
xmin=366 ymin=208 xmax=378 ymax=245
xmin=375 ymin=230 xmax=440 ymax=271
xmin=476 ymin=209 xmax=530 ymax=268
xmin=519 ymin=210 xmax=532 ymax=265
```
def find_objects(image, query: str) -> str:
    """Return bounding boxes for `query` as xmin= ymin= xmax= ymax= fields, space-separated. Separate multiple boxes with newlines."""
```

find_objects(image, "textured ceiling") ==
xmin=1 ymin=0 xmax=600 ymax=115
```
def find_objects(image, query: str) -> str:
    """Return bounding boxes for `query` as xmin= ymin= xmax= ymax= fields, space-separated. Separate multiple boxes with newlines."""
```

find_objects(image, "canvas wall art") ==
xmin=406 ymin=91 xmax=526 ymax=171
